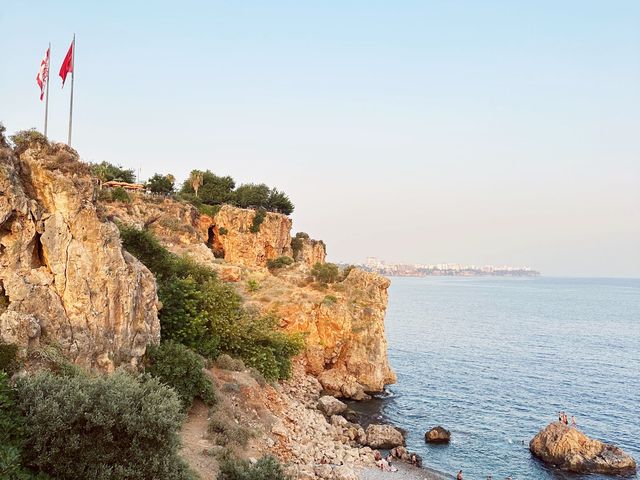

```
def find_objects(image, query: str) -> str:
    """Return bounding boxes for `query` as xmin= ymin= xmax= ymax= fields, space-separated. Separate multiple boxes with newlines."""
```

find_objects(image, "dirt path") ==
xmin=180 ymin=400 xmax=218 ymax=480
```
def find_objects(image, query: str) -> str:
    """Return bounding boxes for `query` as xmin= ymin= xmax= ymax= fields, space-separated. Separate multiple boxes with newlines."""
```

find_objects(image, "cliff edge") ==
xmin=0 ymin=144 xmax=160 ymax=370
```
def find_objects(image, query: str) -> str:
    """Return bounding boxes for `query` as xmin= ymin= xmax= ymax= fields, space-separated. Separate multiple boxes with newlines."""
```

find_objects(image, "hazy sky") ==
xmin=1 ymin=1 xmax=639 ymax=277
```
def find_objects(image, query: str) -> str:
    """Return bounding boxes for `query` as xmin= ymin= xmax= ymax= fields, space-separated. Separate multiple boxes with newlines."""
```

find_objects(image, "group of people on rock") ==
xmin=558 ymin=411 xmax=577 ymax=427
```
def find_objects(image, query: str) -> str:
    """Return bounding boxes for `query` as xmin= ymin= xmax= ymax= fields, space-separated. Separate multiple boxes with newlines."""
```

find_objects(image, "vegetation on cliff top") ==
xmin=119 ymin=225 xmax=304 ymax=380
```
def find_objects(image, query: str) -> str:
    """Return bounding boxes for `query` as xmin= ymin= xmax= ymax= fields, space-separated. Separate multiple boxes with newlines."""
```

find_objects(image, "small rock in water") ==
xmin=425 ymin=425 xmax=451 ymax=443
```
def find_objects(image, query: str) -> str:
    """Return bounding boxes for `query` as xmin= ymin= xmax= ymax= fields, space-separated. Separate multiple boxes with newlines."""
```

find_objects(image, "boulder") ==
xmin=317 ymin=395 xmax=348 ymax=416
xmin=365 ymin=424 xmax=405 ymax=449
xmin=529 ymin=422 xmax=637 ymax=474
xmin=425 ymin=426 xmax=451 ymax=443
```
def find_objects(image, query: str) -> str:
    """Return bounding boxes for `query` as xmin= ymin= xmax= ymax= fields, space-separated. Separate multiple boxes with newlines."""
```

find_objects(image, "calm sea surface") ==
xmin=359 ymin=277 xmax=640 ymax=480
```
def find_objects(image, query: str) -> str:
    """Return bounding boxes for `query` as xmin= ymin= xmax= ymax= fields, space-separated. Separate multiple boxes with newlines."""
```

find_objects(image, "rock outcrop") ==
xmin=205 ymin=205 xmax=293 ymax=268
xmin=364 ymin=424 xmax=405 ymax=449
xmin=292 ymin=233 xmax=326 ymax=267
xmin=105 ymin=193 xmax=396 ymax=398
xmin=0 ymin=145 xmax=160 ymax=370
xmin=425 ymin=426 xmax=451 ymax=443
xmin=529 ymin=422 xmax=637 ymax=474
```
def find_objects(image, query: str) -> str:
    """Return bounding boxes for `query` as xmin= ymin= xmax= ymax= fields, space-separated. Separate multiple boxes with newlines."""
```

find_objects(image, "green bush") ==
xmin=15 ymin=370 xmax=195 ymax=480
xmin=0 ymin=371 xmax=34 ymax=479
xmin=145 ymin=341 xmax=216 ymax=409
xmin=322 ymin=295 xmax=337 ymax=305
xmin=0 ymin=342 xmax=19 ymax=374
xmin=9 ymin=129 xmax=49 ymax=156
xmin=110 ymin=186 xmax=131 ymax=203
xmin=266 ymin=256 xmax=294 ymax=270
xmin=146 ymin=173 xmax=175 ymax=194
xmin=311 ymin=262 xmax=340 ymax=284
xmin=250 ymin=208 xmax=267 ymax=233
xmin=119 ymin=225 xmax=304 ymax=380
xmin=219 ymin=226 xmax=228 ymax=235
xmin=218 ymin=455 xmax=290 ymax=480
xmin=290 ymin=232 xmax=308 ymax=259
xmin=266 ymin=189 xmax=294 ymax=215
xmin=246 ymin=279 xmax=260 ymax=292
xmin=181 ymin=170 xmax=236 ymax=205
xmin=208 ymin=410 xmax=253 ymax=447
xmin=90 ymin=161 xmax=135 ymax=183
xmin=215 ymin=354 xmax=246 ymax=372
xmin=233 ymin=183 xmax=270 ymax=209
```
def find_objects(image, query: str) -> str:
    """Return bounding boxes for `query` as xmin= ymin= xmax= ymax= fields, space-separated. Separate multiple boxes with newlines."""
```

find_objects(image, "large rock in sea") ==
xmin=425 ymin=426 xmax=451 ymax=443
xmin=530 ymin=422 xmax=637 ymax=475
xmin=0 ymin=144 xmax=160 ymax=371
xmin=365 ymin=424 xmax=405 ymax=449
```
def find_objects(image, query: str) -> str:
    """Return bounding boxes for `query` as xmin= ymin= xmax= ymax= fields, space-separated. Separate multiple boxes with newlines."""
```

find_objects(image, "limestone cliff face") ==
xmin=205 ymin=205 xmax=293 ymax=268
xmin=293 ymin=235 xmax=326 ymax=267
xmin=105 ymin=196 xmax=395 ymax=397
xmin=241 ymin=266 xmax=396 ymax=399
xmin=0 ymin=145 xmax=160 ymax=370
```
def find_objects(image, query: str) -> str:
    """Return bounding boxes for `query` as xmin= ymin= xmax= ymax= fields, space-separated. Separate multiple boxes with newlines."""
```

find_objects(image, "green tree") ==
xmin=90 ymin=161 xmax=135 ymax=183
xmin=146 ymin=173 xmax=175 ymax=194
xmin=0 ymin=122 xmax=9 ymax=148
xmin=181 ymin=170 xmax=235 ymax=205
xmin=311 ymin=262 xmax=340 ymax=284
xmin=232 ymin=183 xmax=271 ymax=209
xmin=267 ymin=189 xmax=294 ymax=215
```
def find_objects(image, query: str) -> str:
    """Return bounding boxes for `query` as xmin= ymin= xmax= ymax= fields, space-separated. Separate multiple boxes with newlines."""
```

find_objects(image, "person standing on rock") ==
xmin=571 ymin=415 xmax=577 ymax=427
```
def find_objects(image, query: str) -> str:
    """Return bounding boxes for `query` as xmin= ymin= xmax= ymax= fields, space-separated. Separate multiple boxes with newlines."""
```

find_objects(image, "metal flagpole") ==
xmin=68 ymin=34 xmax=75 ymax=146
xmin=44 ymin=42 xmax=51 ymax=138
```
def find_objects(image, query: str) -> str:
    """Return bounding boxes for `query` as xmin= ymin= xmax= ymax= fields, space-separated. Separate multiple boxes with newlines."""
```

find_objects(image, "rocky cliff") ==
xmin=0 ymin=144 xmax=160 ymax=370
xmin=106 ymin=194 xmax=395 ymax=398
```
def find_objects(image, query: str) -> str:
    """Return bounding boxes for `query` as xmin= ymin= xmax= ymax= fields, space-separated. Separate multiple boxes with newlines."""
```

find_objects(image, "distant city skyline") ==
xmin=1 ymin=1 xmax=639 ymax=277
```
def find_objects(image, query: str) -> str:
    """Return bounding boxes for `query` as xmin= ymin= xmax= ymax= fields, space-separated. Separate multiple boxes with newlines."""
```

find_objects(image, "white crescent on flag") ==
xmin=36 ymin=47 xmax=50 ymax=101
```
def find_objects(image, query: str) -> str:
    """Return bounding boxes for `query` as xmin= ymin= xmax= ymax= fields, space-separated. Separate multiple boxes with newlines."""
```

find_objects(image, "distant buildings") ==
xmin=359 ymin=257 xmax=540 ymax=277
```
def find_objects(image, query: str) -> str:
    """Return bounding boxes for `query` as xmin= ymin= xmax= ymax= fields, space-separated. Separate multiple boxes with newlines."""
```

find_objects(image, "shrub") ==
xmin=15 ymin=370 xmax=195 ymax=480
xmin=215 ymin=354 xmax=245 ymax=372
xmin=146 ymin=173 xmax=175 ymax=194
xmin=145 ymin=341 xmax=216 ymax=409
xmin=217 ymin=455 xmax=290 ymax=480
xmin=290 ymin=232 xmax=308 ymax=259
xmin=250 ymin=208 xmax=267 ymax=233
xmin=246 ymin=279 xmax=260 ymax=292
xmin=181 ymin=170 xmax=235 ymax=205
xmin=110 ymin=186 xmax=131 ymax=203
xmin=322 ymin=295 xmax=337 ymax=305
xmin=10 ymin=129 xmax=48 ymax=156
xmin=208 ymin=410 xmax=252 ymax=447
xmin=0 ymin=371 xmax=33 ymax=479
xmin=0 ymin=342 xmax=19 ymax=375
xmin=90 ymin=161 xmax=135 ymax=183
xmin=119 ymin=225 xmax=304 ymax=380
xmin=0 ymin=122 xmax=8 ymax=148
xmin=311 ymin=262 xmax=340 ymax=284
xmin=219 ymin=227 xmax=228 ymax=235
xmin=266 ymin=256 xmax=294 ymax=270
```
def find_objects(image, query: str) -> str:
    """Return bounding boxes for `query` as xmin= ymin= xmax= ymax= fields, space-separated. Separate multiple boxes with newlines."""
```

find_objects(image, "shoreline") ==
xmin=359 ymin=463 xmax=449 ymax=480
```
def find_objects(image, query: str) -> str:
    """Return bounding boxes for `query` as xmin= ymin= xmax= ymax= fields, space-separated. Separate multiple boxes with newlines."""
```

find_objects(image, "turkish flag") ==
xmin=36 ymin=47 xmax=50 ymax=100
xmin=59 ymin=39 xmax=74 ymax=87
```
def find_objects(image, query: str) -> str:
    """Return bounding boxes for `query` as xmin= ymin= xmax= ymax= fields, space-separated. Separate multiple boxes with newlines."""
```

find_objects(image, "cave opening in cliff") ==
xmin=206 ymin=225 xmax=225 ymax=259
xmin=32 ymin=232 xmax=47 ymax=268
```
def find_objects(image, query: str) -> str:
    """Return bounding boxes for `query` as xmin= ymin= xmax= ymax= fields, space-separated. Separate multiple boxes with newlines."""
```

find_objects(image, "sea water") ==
xmin=363 ymin=277 xmax=639 ymax=479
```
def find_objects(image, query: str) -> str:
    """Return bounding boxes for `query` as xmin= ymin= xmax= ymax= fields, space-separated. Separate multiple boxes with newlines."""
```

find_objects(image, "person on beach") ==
xmin=457 ymin=470 xmax=464 ymax=480
xmin=571 ymin=415 xmax=577 ymax=427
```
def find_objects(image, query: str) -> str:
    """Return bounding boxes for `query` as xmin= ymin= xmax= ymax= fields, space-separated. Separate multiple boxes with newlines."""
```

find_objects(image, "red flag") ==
xmin=59 ymin=39 xmax=74 ymax=87
xmin=36 ymin=47 xmax=50 ymax=100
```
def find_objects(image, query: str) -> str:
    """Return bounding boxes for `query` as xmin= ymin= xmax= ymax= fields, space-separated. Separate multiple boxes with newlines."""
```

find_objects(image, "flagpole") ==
xmin=68 ymin=34 xmax=75 ymax=146
xmin=44 ymin=42 xmax=50 ymax=138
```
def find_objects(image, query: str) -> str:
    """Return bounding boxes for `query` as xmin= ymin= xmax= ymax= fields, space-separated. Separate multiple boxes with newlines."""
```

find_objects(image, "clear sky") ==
xmin=1 ymin=1 xmax=639 ymax=277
